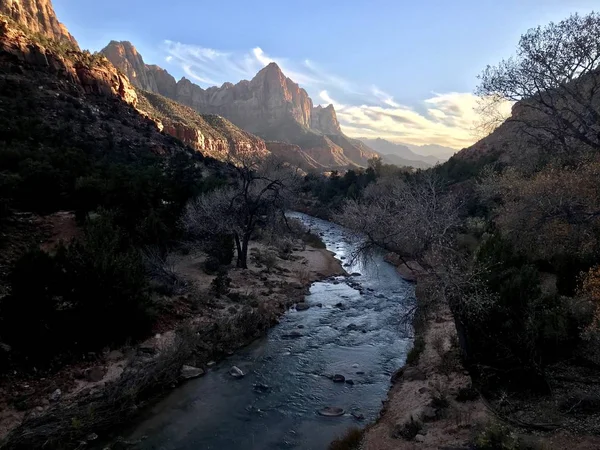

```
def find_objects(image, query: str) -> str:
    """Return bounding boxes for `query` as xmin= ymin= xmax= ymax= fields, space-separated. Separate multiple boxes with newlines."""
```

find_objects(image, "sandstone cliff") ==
xmin=136 ymin=89 xmax=269 ymax=160
xmin=0 ymin=0 xmax=78 ymax=47
xmin=101 ymin=40 xmax=158 ymax=93
xmin=102 ymin=41 xmax=379 ymax=169
xmin=0 ymin=19 xmax=136 ymax=107
xmin=265 ymin=141 xmax=324 ymax=171
xmin=169 ymin=62 xmax=314 ymax=135
xmin=311 ymin=104 xmax=341 ymax=134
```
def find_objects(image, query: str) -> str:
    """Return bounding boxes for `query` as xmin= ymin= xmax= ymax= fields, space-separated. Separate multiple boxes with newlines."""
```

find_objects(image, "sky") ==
xmin=54 ymin=0 xmax=598 ymax=150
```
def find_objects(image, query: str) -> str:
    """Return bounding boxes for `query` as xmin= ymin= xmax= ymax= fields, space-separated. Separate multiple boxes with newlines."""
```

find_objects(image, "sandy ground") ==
xmin=0 ymin=236 xmax=345 ymax=443
xmin=361 ymin=272 xmax=600 ymax=450
xmin=361 ymin=283 xmax=488 ymax=450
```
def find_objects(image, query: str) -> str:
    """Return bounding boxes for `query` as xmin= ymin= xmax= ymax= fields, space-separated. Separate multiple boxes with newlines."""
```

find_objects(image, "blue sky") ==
xmin=54 ymin=0 xmax=598 ymax=149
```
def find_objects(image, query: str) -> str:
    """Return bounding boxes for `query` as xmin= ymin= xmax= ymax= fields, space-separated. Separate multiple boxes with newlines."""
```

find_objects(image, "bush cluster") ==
xmin=1 ymin=214 xmax=152 ymax=366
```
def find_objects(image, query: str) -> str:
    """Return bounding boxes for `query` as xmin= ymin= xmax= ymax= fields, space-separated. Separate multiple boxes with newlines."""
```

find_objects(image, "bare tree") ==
xmin=476 ymin=12 xmax=600 ymax=153
xmin=183 ymin=152 xmax=301 ymax=269
xmin=340 ymin=171 xmax=462 ymax=261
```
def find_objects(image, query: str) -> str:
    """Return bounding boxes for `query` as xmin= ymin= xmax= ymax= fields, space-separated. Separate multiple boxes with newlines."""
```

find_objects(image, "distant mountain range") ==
xmin=358 ymin=138 xmax=456 ymax=168
xmin=0 ymin=0 xmax=458 ymax=173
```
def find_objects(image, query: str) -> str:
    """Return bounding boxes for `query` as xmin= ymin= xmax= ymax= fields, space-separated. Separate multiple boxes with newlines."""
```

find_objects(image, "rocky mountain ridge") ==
xmin=0 ymin=0 xmax=78 ymax=47
xmin=101 ymin=40 xmax=378 ymax=169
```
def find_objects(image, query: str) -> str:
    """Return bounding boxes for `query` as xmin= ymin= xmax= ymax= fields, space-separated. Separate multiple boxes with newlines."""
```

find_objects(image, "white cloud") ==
xmin=371 ymin=86 xmax=401 ymax=108
xmin=319 ymin=90 xmax=343 ymax=108
xmin=160 ymin=41 xmax=511 ymax=149
xmin=328 ymin=91 xmax=512 ymax=149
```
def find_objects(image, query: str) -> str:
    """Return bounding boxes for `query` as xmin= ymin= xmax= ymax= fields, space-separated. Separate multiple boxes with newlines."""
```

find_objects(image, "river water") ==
xmin=126 ymin=213 xmax=415 ymax=450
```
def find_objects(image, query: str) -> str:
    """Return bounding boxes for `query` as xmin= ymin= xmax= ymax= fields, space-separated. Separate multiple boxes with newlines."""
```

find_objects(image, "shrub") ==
xmin=205 ymin=233 xmax=235 ymax=266
xmin=406 ymin=337 xmax=425 ymax=365
xmin=459 ymin=234 xmax=578 ymax=388
xmin=393 ymin=416 xmax=423 ymax=440
xmin=252 ymin=248 xmax=278 ymax=272
xmin=473 ymin=422 xmax=520 ymax=450
xmin=211 ymin=269 xmax=231 ymax=298
xmin=328 ymin=427 xmax=363 ymax=450
xmin=204 ymin=256 xmax=222 ymax=274
xmin=0 ymin=214 xmax=153 ymax=366
xmin=303 ymin=232 xmax=326 ymax=249
xmin=456 ymin=385 xmax=480 ymax=402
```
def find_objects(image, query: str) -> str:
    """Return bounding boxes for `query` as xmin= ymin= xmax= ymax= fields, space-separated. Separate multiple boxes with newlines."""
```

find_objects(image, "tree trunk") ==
xmin=234 ymin=233 xmax=244 ymax=269
xmin=235 ymin=233 xmax=249 ymax=269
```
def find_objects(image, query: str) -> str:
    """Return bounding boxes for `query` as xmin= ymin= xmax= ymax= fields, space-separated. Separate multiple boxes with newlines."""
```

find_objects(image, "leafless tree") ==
xmin=183 ymin=152 xmax=301 ymax=269
xmin=340 ymin=171 xmax=462 ymax=262
xmin=476 ymin=12 xmax=600 ymax=154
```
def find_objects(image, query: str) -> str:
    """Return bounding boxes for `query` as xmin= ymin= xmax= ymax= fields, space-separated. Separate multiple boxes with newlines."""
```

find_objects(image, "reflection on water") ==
xmin=126 ymin=213 xmax=415 ymax=450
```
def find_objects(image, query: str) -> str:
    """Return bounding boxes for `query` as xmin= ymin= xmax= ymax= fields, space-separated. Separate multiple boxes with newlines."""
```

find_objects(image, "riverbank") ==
xmin=0 ymin=232 xmax=344 ymax=449
xmin=359 ymin=275 xmax=488 ymax=450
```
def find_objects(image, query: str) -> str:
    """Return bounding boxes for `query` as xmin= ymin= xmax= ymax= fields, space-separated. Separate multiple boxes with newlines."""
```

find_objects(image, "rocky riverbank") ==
xmin=0 ymin=234 xmax=344 ymax=449
xmin=359 ymin=275 xmax=488 ymax=450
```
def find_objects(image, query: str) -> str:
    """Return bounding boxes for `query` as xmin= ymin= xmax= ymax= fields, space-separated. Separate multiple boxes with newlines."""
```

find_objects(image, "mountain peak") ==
xmin=101 ymin=40 xmax=159 ymax=92
xmin=264 ymin=61 xmax=283 ymax=73
xmin=254 ymin=61 xmax=286 ymax=84
xmin=311 ymin=104 xmax=341 ymax=134
xmin=0 ymin=0 xmax=78 ymax=47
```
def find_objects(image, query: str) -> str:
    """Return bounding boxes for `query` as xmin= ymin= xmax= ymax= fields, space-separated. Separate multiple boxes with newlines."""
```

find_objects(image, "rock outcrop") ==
xmin=265 ymin=141 xmax=323 ymax=171
xmin=100 ymin=40 xmax=158 ymax=92
xmin=311 ymin=104 xmax=341 ymax=134
xmin=136 ymin=89 xmax=268 ymax=160
xmin=102 ymin=41 xmax=379 ymax=169
xmin=0 ymin=0 xmax=78 ymax=47
xmin=0 ymin=19 xmax=136 ymax=107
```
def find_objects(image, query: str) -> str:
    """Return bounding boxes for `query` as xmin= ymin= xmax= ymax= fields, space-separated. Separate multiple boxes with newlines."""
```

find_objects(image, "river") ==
xmin=125 ymin=213 xmax=415 ymax=450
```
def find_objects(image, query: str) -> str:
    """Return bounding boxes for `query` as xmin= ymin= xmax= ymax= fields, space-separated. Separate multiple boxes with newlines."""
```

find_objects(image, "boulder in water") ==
xmin=296 ymin=302 xmax=310 ymax=311
xmin=318 ymin=406 xmax=345 ymax=417
xmin=229 ymin=366 xmax=245 ymax=379
xmin=282 ymin=331 xmax=303 ymax=339
xmin=181 ymin=365 xmax=205 ymax=379
xmin=332 ymin=374 xmax=345 ymax=383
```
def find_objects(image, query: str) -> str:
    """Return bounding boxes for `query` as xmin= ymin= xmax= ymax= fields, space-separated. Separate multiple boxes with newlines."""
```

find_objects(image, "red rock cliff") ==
xmin=0 ymin=0 xmax=78 ymax=47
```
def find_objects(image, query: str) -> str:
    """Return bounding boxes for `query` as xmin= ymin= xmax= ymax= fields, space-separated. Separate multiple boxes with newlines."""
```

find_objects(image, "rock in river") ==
xmin=318 ymin=406 xmax=345 ymax=417
xmin=282 ymin=331 xmax=303 ymax=339
xmin=332 ymin=374 xmax=345 ymax=383
xmin=181 ymin=365 xmax=205 ymax=379
xmin=229 ymin=366 xmax=245 ymax=379
xmin=296 ymin=302 xmax=310 ymax=311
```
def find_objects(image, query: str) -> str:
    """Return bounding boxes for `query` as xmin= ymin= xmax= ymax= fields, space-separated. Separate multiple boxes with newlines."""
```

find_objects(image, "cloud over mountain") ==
xmin=161 ymin=41 xmax=512 ymax=149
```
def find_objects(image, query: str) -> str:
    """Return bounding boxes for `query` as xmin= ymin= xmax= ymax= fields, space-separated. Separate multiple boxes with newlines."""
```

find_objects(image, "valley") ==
xmin=1 ymin=1 xmax=600 ymax=449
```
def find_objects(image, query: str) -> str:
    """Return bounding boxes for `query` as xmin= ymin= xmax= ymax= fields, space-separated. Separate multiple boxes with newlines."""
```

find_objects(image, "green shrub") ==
xmin=473 ymin=422 xmax=520 ymax=450
xmin=204 ymin=257 xmax=221 ymax=274
xmin=205 ymin=233 xmax=235 ymax=266
xmin=459 ymin=234 xmax=579 ymax=388
xmin=0 ymin=213 xmax=153 ymax=366
xmin=211 ymin=269 xmax=231 ymax=298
